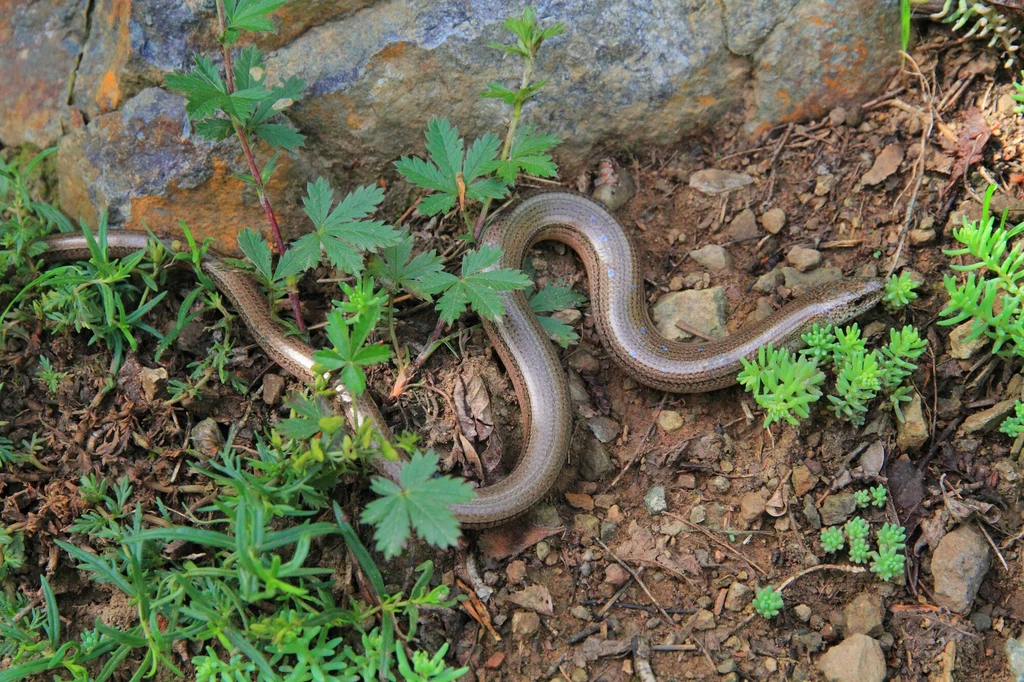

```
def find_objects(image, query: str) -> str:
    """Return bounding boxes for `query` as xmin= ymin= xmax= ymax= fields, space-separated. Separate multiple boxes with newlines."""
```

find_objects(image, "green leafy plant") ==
xmin=34 ymin=356 xmax=69 ymax=395
xmin=845 ymin=516 xmax=870 ymax=542
xmin=164 ymin=0 xmax=306 ymax=328
xmin=361 ymin=450 xmax=476 ymax=559
xmin=387 ymin=6 xmax=564 ymax=399
xmin=737 ymin=344 xmax=826 ymax=427
xmin=912 ymin=0 xmax=1019 ymax=69
xmin=527 ymin=280 xmax=587 ymax=348
xmin=820 ymin=526 xmax=845 ymax=553
xmin=849 ymin=537 xmax=871 ymax=565
xmin=870 ymin=522 xmax=907 ymax=582
xmin=0 ymin=525 xmax=25 ymax=578
xmin=854 ymin=489 xmax=871 ymax=509
xmin=741 ymin=322 xmax=926 ymax=429
xmin=752 ymin=587 xmax=784 ymax=619
xmin=1001 ymin=400 xmax=1024 ymax=437
xmin=883 ymin=271 xmax=919 ymax=311
xmin=940 ymin=184 xmax=1024 ymax=356
xmin=869 ymin=485 xmax=888 ymax=508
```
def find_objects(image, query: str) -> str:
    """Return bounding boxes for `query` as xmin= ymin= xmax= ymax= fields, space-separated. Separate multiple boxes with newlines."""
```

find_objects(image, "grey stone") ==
xmin=896 ymin=391 xmax=928 ymax=450
xmin=1007 ymin=636 xmax=1024 ymax=682
xmin=949 ymin=321 xmax=989 ymax=359
xmin=57 ymin=88 xmax=313 ymax=253
xmin=688 ymin=244 xmax=733 ymax=271
xmin=694 ymin=609 xmax=716 ymax=630
xmin=754 ymin=268 xmax=784 ymax=293
xmin=747 ymin=0 xmax=899 ymax=136
xmin=931 ymin=524 xmax=991 ymax=613
xmin=644 ymin=486 xmax=667 ymax=515
xmin=970 ymin=611 xmax=992 ymax=631
xmin=592 ymin=170 xmax=635 ymax=210
xmin=787 ymin=246 xmax=823 ymax=272
xmin=587 ymin=416 xmax=621 ymax=443
xmin=580 ymin=437 xmax=615 ymax=481
xmin=819 ymin=493 xmax=857 ymax=526
xmin=573 ymin=513 xmax=600 ymax=538
xmin=794 ymin=604 xmax=813 ymax=622
xmin=727 ymin=208 xmax=760 ymax=240
xmin=842 ymin=592 xmax=885 ymax=637
xmin=724 ymin=582 xmax=752 ymax=611
xmin=781 ymin=266 xmax=842 ymax=296
xmin=960 ymin=398 xmax=1018 ymax=435
xmin=690 ymin=505 xmax=707 ymax=524
xmin=802 ymin=495 xmax=822 ymax=529
xmin=651 ymin=286 xmax=728 ymax=342
xmin=817 ymin=635 xmax=886 ymax=682
xmin=761 ymin=207 xmax=787 ymax=234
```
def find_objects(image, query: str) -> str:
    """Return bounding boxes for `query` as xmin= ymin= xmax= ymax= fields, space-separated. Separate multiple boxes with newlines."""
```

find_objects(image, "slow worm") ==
xmin=40 ymin=192 xmax=882 ymax=527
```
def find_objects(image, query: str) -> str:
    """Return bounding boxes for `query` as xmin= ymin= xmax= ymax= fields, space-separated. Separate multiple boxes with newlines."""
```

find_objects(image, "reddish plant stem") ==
xmin=388 ymin=316 xmax=446 ymax=401
xmin=216 ymin=0 xmax=305 ymax=331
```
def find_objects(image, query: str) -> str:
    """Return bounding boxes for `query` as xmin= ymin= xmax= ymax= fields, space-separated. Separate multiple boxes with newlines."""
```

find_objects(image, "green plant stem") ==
xmin=472 ymin=57 xmax=534 ymax=241
xmin=215 ymin=0 xmax=306 ymax=333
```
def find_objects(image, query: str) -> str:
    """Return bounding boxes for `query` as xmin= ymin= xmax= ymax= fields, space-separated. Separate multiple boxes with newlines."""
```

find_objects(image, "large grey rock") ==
xmin=22 ymin=0 xmax=901 ymax=245
xmin=0 ymin=0 xmax=89 ymax=147
xmin=57 ymin=88 xmax=313 ymax=254
xmin=931 ymin=524 xmax=991 ymax=613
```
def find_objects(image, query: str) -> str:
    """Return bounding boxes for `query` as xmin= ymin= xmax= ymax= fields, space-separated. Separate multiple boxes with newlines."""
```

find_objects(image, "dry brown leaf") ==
xmin=454 ymin=372 xmax=493 ymax=442
xmin=458 ymin=433 xmax=484 ymax=483
xmin=861 ymin=143 xmax=904 ymax=186
xmin=477 ymin=522 xmax=563 ymax=561
xmin=504 ymin=584 xmax=554 ymax=616
xmin=943 ymin=108 xmax=991 ymax=197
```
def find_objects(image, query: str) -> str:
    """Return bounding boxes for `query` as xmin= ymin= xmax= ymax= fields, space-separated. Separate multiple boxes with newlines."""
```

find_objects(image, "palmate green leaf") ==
xmin=529 ymin=282 xmax=586 ymax=313
xmin=419 ymin=245 xmax=531 ymax=324
xmin=394 ymin=118 xmax=509 ymax=215
xmin=273 ymin=231 xmax=321 ymax=280
xmin=312 ymin=308 xmax=390 ymax=395
xmin=254 ymin=123 xmax=305 ymax=150
xmin=495 ymin=125 xmax=560 ymax=183
xmin=367 ymin=233 xmax=444 ymax=299
xmin=223 ymin=0 xmax=287 ymax=35
xmin=360 ymin=451 xmax=475 ymax=559
xmin=293 ymin=178 xmax=398 ymax=277
xmin=236 ymin=226 xmax=273 ymax=284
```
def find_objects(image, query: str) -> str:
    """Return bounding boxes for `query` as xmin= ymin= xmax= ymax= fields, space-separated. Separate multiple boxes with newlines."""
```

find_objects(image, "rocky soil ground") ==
xmin=4 ymin=24 xmax=1024 ymax=682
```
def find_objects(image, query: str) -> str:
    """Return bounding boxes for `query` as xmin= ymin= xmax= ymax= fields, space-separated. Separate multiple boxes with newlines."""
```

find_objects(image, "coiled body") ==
xmin=40 ymin=192 xmax=882 ymax=527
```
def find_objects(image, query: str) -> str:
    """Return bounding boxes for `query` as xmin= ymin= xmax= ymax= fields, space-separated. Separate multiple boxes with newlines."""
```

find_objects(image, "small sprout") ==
xmin=849 ymin=537 xmax=871 ymax=565
xmin=882 ymin=272 xmax=919 ymax=312
xmin=820 ymin=526 xmax=845 ymax=553
xmin=752 ymin=586 xmax=784 ymax=619
xmin=869 ymin=485 xmax=888 ymax=508
xmin=844 ymin=516 xmax=870 ymax=542
xmin=869 ymin=547 xmax=905 ymax=582
xmin=854 ymin=489 xmax=871 ymax=509
xmin=1000 ymin=400 xmax=1024 ymax=438
xmin=876 ymin=523 xmax=907 ymax=552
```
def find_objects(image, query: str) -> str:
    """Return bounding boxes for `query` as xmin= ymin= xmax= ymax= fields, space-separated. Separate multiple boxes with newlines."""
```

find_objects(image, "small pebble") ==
xmin=658 ymin=410 xmax=684 ymax=431
xmin=787 ymin=246 xmax=823 ymax=272
xmin=644 ymin=486 xmax=667 ymax=515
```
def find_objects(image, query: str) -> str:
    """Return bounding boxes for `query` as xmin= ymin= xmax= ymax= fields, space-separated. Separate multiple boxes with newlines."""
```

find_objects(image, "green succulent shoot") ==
xmin=876 ymin=523 xmax=906 ymax=552
xmin=882 ymin=271 xmax=919 ymax=312
xmin=1000 ymin=400 xmax=1024 ymax=438
xmin=849 ymin=537 xmax=872 ymax=564
xmin=869 ymin=485 xmax=888 ymax=508
xmin=844 ymin=516 xmax=870 ymax=542
xmin=752 ymin=586 xmax=784 ymax=619
xmin=869 ymin=547 xmax=905 ymax=582
xmin=854 ymin=489 xmax=871 ymax=509
xmin=820 ymin=526 xmax=845 ymax=553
